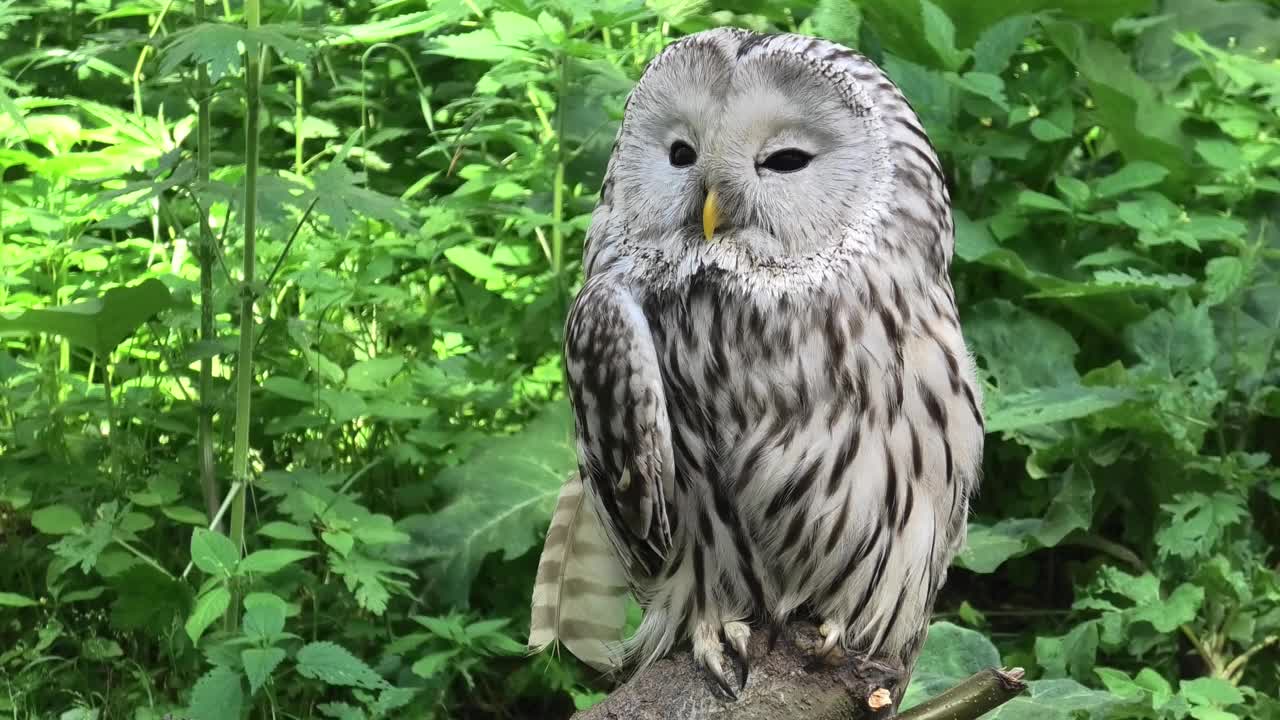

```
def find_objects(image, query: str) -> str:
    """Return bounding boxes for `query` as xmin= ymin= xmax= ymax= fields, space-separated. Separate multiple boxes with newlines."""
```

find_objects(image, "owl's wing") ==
xmin=564 ymin=274 xmax=674 ymax=580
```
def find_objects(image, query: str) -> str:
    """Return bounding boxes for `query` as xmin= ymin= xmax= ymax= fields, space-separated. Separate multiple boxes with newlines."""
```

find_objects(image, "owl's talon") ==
xmin=708 ymin=656 xmax=738 ymax=700
xmin=724 ymin=620 xmax=751 ymax=686
xmin=815 ymin=620 xmax=847 ymax=665
xmin=694 ymin=621 xmax=743 ymax=700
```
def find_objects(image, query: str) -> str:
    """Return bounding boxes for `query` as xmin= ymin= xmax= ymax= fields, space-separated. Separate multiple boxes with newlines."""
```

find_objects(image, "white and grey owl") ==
xmin=529 ymin=28 xmax=984 ymax=703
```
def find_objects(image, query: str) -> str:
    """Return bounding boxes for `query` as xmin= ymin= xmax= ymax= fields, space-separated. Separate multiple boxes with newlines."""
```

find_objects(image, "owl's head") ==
xmin=604 ymin=29 xmax=949 ymax=274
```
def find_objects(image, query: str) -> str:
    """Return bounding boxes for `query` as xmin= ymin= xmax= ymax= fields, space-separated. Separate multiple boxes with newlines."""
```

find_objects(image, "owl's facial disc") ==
xmin=613 ymin=32 xmax=892 ymax=264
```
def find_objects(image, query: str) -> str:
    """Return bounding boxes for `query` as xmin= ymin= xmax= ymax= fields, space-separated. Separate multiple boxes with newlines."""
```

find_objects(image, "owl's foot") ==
xmin=693 ymin=620 xmax=751 ymax=700
xmin=813 ymin=620 xmax=847 ymax=665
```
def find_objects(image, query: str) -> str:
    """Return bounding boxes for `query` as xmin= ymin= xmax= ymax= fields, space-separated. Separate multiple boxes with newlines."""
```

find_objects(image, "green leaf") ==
xmin=1093 ymin=161 xmax=1169 ymax=198
xmin=160 ymin=23 xmax=312 ymax=84
xmin=0 ymin=278 xmax=172 ymax=356
xmin=322 ymin=10 xmax=458 ymax=47
xmin=242 ymin=648 xmax=287 ymax=695
xmin=950 ymin=72 xmax=1009 ymax=110
xmin=965 ymin=300 xmax=1080 ymax=391
xmin=492 ymin=11 xmax=541 ymax=44
xmin=984 ymin=678 xmax=1122 ymax=719
xmin=1017 ymin=190 xmax=1072 ymax=214
xmin=238 ymin=549 xmax=315 ymax=575
xmin=0 ymin=592 xmax=37 ymax=607
xmin=295 ymin=641 xmax=389 ymax=689
xmin=1181 ymin=677 xmax=1245 ymax=707
xmin=958 ymin=466 xmax=1094 ymax=573
xmin=1195 ymin=139 xmax=1245 ymax=172
xmin=257 ymin=521 xmax=314 ymax=542
xmin=1125 ymin=295 xmax=1217 ymax=376
xmin=243 ymin=593 xmax=288 ymax=641
xmin=309 ymin=161 xmax=411 ymax=235
xmin=1203 ymin=257 xmax=1246 ymax=306
xmin=1155 ymin=492 xmax=1248 ymax=560
xmin=1035 ymin=621 xmax=1098 ymax=682
xmin=902 ymin=621 xmax=1001 ymax=707
xmin=190 ymin=528 xmax=240 ymax=578
xmin=162 ymin=505 xmax=210 ymax=525
xmin=185 ymin=586 xmax=230 ymax=646
xmin=425 ymin=29 xmax=511 ymax=62
xmin=1045 ymin=22 xmax=1189 ymax=182
xmin=444 ymin=246 xmax=507 ymax=283
xmin=920 ymin=0 xmax=969 ymax=70
xmin=413 ymin=402 xmax=576 ymax=605
xmin=986 ymin=385 xmax=1134 ymax=434
xmin=188 ymin=665 xmax=244 ymax=720
xmin=810 ymin=0 xmax=862 ymax=46
xmin=346 ymin=356 xmax=404 ymax=393
xmin=410 ymin=649 xmax=459 ymax=679
xmin=30 ymin=505 xmax=84 ymax=535
xmin=51 ymin=501 xmax=122 ymax=574
xmin=1054 ymin=176 xmax=1090 ymax=207
xmin=972 ymin=14 xmax=1037 ymax=74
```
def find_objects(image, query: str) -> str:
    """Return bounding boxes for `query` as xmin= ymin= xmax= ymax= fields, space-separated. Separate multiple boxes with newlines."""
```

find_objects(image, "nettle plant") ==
xmin=0 ymin=0 xmax=1278 ymax=719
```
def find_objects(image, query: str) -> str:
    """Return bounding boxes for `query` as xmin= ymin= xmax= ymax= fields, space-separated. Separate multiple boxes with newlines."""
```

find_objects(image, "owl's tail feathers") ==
xmin=528 ymin=474 xmax=629 ymax=673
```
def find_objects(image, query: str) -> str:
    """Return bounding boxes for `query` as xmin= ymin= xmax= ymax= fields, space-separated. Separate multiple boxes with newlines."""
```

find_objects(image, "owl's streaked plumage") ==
xmin=530 ymin=28 xmax=984 ymax=703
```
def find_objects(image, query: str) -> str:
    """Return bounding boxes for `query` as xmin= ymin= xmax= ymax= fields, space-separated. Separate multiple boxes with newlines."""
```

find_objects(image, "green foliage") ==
xmin=1 ymin=0 xmax=1278 ymax=719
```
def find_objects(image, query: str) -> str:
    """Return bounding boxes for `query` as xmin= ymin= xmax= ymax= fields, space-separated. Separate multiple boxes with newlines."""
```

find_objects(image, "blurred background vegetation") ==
xmin=1 ymin=0 xmax=1278 ymax=718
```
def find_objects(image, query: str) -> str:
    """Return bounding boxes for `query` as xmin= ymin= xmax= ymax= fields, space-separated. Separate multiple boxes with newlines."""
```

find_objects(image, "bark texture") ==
xmin=573 ymin=623 xmax=1027 ymax=720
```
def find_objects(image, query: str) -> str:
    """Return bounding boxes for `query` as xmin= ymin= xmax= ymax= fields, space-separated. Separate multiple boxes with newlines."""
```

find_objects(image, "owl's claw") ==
xmin=707 ymin=655 xmax=738 ymax=700
xmin=814 ymin=620 xmax=847 ymax=665
xmin=693 ymin=620 xmax=748 ymax=700
xmin=724 ymin=620 xmax=752 ymax=686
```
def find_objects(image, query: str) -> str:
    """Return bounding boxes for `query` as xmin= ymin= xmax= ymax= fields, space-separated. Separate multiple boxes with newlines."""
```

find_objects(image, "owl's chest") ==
xmin=641 ymin=282 xmax=850 ymax=454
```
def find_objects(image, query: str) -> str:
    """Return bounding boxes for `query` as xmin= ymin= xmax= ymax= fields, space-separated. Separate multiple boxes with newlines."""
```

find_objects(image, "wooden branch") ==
xmin=573 ymin=623 xmax=1026 ymax=720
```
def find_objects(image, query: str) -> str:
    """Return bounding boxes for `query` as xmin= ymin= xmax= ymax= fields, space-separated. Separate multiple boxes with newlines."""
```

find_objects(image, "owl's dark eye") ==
xmin=669 ymin=141 xmax=697 ymax=168
xmin=760 ymin=148 xmax=814 ymax=173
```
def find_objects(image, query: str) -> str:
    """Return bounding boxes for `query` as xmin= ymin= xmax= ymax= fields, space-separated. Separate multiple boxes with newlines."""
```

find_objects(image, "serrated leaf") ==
xmin=160 ymin=23 xmax=313 ymax=84
xmin=243 ymin=593 xmax=288 ymax=641
xmin=191 ymin=528 xmax=240 ymax=578
xmin=1155 ymin=492 xmax=1248 ymax=560
xmin=1125 ymin=296 xmax=1216 ymax=376
xmin=51 ymin=501 xmax=121 ymax=574
xmin=1036 ymin=621 xmax=1099 ymax=682
xmin=185 ymin=586 xmax=230 ymax=646
xmin=410 ymin=649 xmax=459 ymax=679
xmin=188 ymin=665 xmax=243 ymax=720
xmin=412 ymin=402 xmax=575 ymax=605
xmin=972 ymin=14 xmax=1037 ymax=74
xmin=966 ymin=300 xmax=1080 ymax=391
xmin=1203 ymin=257 xmax=1245 ymax=306
xmin=986 ymin=385 xmax=1134 ymax=434
xmin=309 ymin=162 xmax=411 ymax=235
xmin=238 ymin=549 xmax=314 ymax=575
xmin=296 ymin=641 xmax=389 ymax=689
xmin=242 ymin=647 xmax=286 ymax=695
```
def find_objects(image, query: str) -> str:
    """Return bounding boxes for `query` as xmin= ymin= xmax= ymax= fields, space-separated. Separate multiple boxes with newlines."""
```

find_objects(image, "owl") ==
xmin=529 ymin=28 xmax=984 ymax=703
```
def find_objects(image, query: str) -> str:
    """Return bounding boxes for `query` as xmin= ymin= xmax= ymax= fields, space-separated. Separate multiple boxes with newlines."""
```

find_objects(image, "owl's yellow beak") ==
xmin=702 ymin=189 xmax=721 ymax=242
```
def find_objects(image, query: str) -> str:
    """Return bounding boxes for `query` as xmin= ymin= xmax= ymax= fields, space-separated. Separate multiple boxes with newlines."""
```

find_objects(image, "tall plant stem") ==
xmin=193 ymin=0 xmax=220 ymax=525
xmin=227 ymin=0 xmax=262 ymax=630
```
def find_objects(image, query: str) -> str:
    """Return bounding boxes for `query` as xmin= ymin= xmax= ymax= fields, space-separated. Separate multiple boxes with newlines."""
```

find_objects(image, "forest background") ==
xmin=1 ymin=0 xmax=1278 ymax=718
